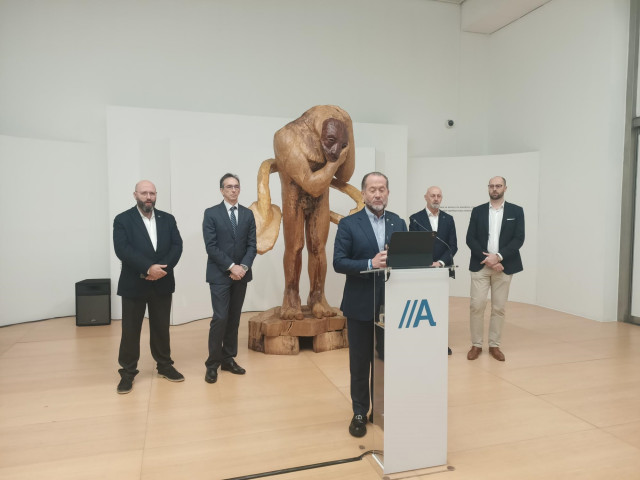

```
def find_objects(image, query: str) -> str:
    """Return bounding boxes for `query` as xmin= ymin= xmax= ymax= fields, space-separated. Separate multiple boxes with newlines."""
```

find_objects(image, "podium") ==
xmin=371 ymin=267 xmax=449 ymax=474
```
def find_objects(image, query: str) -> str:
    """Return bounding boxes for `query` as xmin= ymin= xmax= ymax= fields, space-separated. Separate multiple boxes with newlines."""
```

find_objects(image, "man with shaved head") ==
xmin=409 ymin=185 xmax=458 ymax=355
xmin=113 ymin=180 xmax=184 ymax=394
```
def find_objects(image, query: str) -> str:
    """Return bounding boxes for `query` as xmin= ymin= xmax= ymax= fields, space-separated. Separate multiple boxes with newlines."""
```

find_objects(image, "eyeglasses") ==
xmin=223 ymin=185 xmax=240 ymax=190
xmin=136 ymin=191 xmax=157 ymax=197
xmin=488 ymin=184 xmax=503 ymax=189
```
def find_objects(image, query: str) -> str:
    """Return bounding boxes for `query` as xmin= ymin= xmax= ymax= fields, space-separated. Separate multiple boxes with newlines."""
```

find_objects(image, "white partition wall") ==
xmin=407 ymin=152 xmax=539 ymax=303
xmin=0 ymin=135 xmax=108 ymax=326
xmin=169 ymin=139 xmax=376 ymax=324
xmin=107 ymin=106 xmax=406 ymax=323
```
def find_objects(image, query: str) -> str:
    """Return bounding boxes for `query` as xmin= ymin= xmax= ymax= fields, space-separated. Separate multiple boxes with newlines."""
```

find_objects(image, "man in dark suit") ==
xmin=333 ymin=172 xmax=407 ymax=438
xmin=202 ymin=173 xmax=257 ymax=384
xmin=466 ymin=176 xmax=525 ymax=362
xmin=113 ymin=180 xmax=184 ymax=394
xmin=409 ymin=185 xmax=458 ymax=355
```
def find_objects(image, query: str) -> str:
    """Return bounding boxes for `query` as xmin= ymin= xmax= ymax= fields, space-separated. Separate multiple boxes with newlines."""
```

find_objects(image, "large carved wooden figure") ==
xmin=274 ymin=106 xmax=355 ymax=319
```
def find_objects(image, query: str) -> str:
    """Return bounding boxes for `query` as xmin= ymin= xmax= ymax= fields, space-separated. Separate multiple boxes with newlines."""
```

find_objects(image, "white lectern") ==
xmin=371 ymin=267 xmax=449 ymax=475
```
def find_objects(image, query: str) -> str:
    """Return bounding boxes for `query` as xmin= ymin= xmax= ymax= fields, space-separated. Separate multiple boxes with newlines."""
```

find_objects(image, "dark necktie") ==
xmin=230 ymin=206 xmax=237 ymax=237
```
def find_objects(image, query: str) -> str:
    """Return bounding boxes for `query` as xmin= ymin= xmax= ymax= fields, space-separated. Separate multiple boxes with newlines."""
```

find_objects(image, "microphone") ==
xmin=411 ymin=217 xmax=430 ymax=234
xmin=411 ymin=218 xmax=456 ymax=278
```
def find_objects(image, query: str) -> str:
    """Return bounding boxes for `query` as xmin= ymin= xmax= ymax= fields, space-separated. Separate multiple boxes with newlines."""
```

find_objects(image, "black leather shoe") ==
xmin=117 ymin=377 xmax=133 ymax=394
xmin=157 ymin=365 xmax=185 ymax=382
xmin=349 ymin=414 xmax=367 ymax=438
xmin=205 ymin=367 xmax=218 ymax=384
xmin=221 ymin=360 xmax=246 ymax=375
xmin=448 ymin=347 xmax=452 ymax=355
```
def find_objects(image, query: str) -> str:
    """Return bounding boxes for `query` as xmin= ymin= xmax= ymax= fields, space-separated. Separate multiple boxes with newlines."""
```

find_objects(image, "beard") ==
xmin=366 ymin=201 xmax=387 ymax=213
xmin=490 ymin=191 xmax=504 ymax=200
xmin=137 ymin=198 xmax=155 ymax=213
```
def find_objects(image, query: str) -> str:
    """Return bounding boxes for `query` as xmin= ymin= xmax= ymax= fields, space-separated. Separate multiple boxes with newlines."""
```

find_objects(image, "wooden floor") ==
xmin=1 ymin=298 xmax=640 ymax=480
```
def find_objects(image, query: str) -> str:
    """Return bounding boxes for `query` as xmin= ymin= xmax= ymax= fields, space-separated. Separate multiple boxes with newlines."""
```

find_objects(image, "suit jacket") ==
xmin=113 ymin=206 xmax=183 ymax=298
xmin=466 ymin=201 xmax=525 ymax=275
xmin=333 ymin=208 xmax=407 ymax=321
xmin=203 ymin=201 xmax=257 ymax=285
xmin=408 ymin=208 xmax=458 ymax=266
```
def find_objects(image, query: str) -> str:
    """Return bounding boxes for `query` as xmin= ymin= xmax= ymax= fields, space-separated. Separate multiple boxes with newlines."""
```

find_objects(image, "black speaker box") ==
xmin=75 ymin=279 xmax=111 ymax=326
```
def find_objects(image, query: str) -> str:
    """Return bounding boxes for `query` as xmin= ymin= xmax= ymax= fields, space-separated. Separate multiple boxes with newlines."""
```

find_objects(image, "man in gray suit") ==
xmin=202 ymin=173 xmax=257 ymax=384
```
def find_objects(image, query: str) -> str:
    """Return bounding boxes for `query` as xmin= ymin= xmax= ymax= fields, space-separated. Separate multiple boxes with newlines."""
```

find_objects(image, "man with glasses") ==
xmin=202 ymin=173 xmax=257 ymax=384
xmin=113 ymin=180 xmax=184 ymax=394
xmin=466 ymin=176 xmax=525 ymax=362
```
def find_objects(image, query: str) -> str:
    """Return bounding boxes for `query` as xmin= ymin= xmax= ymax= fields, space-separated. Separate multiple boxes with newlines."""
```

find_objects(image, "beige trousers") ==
xmin=470 ymin=265 xmax=513 ymax=348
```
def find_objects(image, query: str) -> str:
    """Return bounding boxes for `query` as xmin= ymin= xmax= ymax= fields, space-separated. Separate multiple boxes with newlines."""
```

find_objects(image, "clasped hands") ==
xmin=229 ymin=264 xmax=246 ymax=281
xmin=145 ymin=264 xmax=168 ymax=281
xmin=481 ymin=252 xmax=504 ymax=272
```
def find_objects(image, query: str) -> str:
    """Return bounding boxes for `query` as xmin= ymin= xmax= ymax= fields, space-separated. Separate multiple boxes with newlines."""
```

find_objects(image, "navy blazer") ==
xmin=203 ymin=201 xmax=257 ymax=285
xmin=408 ymin=208 xmax=458 ymax=266
xmin=333 ymin=208 xmax=407 ymax=322
xmin=113 ymin=206 xmax=183 ymax=298
xmin=466 ymin=201 xmax=525 ymax=275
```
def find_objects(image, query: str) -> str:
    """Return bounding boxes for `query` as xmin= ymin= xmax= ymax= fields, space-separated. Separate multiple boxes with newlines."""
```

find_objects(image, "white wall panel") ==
xmin=107 ymin=106 xmax=399 ymax=323
xmin=0 ymin=136 xmax=108 ymax=326
xmin=408 ymin=152 xmax=539 ymax=304
xmin=485 ymin=0 xmax=628 ymax=321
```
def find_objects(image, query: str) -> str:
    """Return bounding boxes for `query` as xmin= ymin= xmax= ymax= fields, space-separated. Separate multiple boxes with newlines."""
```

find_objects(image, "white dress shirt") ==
xmin=223 ymin=200 xmax=240 ymax=270
xmin=488 ymin=202 xmax=504 ymax=255
xmin=427 ymin=208 xmax=439 ymax=232
xmin=138 ymin=208 xmax=157 ymax=251
xmin=224 ymin=200 xmax=239 ymax=222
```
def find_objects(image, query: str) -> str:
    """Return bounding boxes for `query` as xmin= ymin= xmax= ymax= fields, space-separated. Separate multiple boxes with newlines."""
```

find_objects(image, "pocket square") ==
xmin=506 ymin=218 xmax=515 ymax=221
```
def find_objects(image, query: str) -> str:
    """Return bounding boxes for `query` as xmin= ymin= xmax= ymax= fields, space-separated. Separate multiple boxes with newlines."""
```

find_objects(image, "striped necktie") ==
xmin=230 ymin=206 xmax=237 ymax=237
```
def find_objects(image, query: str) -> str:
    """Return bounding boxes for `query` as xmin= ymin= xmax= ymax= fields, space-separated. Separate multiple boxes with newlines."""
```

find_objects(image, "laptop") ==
xmin=386 ymin=231 xmax=436 ymax=269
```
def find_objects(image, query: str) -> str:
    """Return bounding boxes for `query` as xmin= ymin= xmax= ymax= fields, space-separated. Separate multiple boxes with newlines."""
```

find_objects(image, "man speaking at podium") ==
xmin=333 ymin=172 xmax=407 ymax=438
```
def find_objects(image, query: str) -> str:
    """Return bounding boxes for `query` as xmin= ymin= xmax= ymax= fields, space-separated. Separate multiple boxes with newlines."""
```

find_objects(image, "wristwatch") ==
xmin=241 ymin=264 xmax=249 ymax=272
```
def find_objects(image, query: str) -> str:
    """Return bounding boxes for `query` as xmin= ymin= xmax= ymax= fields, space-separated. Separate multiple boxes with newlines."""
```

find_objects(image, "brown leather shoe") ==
xmin=489 ymin=347 xmax=505 ymax=361
xmin=467 ymin=346 xmax=482 ymax=360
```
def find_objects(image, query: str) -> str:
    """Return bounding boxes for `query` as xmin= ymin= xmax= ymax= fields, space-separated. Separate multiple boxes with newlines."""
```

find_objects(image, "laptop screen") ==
xmin=387 ymin=231 xmax=436 ymax=269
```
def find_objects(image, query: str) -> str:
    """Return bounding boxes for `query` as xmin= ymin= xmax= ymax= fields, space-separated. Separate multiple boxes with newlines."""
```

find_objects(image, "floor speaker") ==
xmin=75 ymin=279 xmax=111 ymax=326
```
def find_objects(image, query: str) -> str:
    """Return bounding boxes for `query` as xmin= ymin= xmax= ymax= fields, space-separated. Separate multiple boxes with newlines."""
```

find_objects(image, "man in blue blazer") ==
xmin=113 ymin=180 xmax=184 ymax=394
xmin=466 ymin=176 xmax=525 ymax=362
xmin=409 ymin=185 xmax=458 ymax=354
xmin=202 ymin=173 xmax=257 ymax=384
xmin=334 ymin=172 xmax=407 ymax=438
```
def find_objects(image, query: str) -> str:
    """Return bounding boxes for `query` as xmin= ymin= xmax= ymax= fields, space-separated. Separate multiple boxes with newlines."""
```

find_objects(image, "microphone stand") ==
xmin=411 ymin=217 xmax=456 ymax=279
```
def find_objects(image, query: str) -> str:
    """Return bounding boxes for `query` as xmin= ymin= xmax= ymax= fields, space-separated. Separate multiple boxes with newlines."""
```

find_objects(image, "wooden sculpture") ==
xmin=248 ymin=105 xmax=364 ymax=354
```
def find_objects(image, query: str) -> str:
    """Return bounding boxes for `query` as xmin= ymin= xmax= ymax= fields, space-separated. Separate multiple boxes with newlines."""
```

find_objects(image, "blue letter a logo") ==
xmin=413 ymin=299 xmax=436 ymax=327
xmin=398 ymin=299 xmax=436 ymax=328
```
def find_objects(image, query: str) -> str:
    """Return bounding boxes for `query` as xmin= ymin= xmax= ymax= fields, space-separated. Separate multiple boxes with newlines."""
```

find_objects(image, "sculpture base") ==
xmin=248 ymin=306 xmax=348 ymax=355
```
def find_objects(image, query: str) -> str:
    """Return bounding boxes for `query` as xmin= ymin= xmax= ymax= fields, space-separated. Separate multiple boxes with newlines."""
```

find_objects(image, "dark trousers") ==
xmin=206 ymin=281 xmax=247 ymax=368
xmin=347 ymin=317 xmax=384 ymax=416
xmin=118 ymin=292 xmax=173 ymax=379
